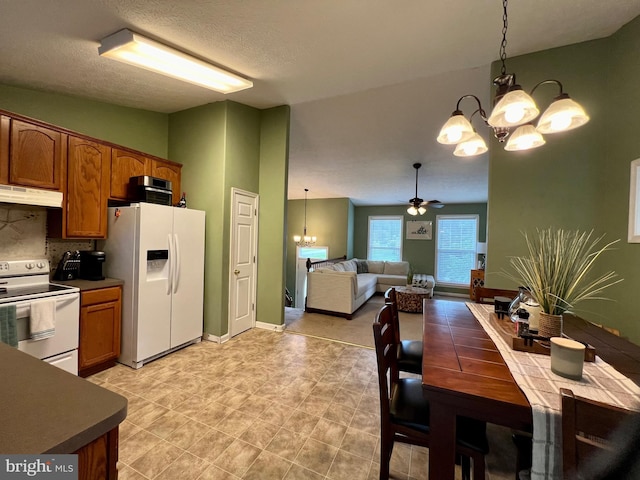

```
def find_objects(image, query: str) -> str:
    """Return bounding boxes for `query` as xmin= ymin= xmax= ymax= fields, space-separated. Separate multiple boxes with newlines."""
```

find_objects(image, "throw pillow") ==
xmin=356 ymin=260 xmax=369 ymax=274
xmin=383 ymin=261 xmax=409 ymax=275
xmin=367 ymin=261 xmax=385 ymax=274
xmin=343 ymin=260 xmax=357 ymax=272
xmin=333 ymin=262 xmax=346 ymax=272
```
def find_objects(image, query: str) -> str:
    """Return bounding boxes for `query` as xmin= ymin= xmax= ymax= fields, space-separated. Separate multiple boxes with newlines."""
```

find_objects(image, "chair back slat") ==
xmin=373 ymin=303 xmax=399 ymax=420
xmin=561 ymin=388 xmax=635 ymax=478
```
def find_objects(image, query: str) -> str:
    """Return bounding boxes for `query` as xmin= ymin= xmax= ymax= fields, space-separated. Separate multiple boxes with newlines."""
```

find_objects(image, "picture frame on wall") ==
xmin=406 ymin=220 xmax=432 ymax=240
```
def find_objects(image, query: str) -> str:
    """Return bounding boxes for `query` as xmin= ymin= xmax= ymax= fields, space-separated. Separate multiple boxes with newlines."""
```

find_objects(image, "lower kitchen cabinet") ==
xmin=79 ymin=286 xmax=122 ymax=377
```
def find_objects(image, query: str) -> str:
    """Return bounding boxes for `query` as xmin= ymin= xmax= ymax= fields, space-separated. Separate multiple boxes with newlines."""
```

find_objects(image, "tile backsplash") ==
xmin=0 ymin=204 xmax=94 ymax=273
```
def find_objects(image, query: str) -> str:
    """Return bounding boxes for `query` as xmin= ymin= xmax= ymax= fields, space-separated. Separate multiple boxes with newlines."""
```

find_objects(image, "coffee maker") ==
xmin=78 ymin=251 xmax=106 ymax=281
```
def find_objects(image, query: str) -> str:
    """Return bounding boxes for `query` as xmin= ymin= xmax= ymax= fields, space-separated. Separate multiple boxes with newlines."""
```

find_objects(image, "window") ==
xmin=368 ymin=216 xmax=403 ymax=261
xmin=435 ymin=215 xmax=479 ymax=286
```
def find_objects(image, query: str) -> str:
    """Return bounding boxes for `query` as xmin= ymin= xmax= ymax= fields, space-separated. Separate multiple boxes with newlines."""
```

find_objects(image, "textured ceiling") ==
xmin=1 ymin=0 xmax=639 ymax=205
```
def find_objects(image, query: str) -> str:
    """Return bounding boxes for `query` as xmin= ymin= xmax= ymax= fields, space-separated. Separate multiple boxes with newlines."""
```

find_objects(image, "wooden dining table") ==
xmin=421 ymin=298 xmax=640 ymax=479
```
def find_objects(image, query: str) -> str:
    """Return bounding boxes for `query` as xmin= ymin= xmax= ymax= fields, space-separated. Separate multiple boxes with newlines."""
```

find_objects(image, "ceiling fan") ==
xmin=407 ymin=163 xmax=444 ymax=215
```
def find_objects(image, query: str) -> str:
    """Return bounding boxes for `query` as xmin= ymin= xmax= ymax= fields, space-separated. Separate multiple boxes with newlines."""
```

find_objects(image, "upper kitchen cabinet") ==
xmin=151 ymin=159 xmax=181 ymax=203
xmin=49 ymin=136 xmax=111 ymax=238
xmin=7 ymin=119 xmax=66 ymax=191
xmin=0 ymin=115 xmax=9 ymax=184
xmin=110 ymin=148 xmax=151 ymax=200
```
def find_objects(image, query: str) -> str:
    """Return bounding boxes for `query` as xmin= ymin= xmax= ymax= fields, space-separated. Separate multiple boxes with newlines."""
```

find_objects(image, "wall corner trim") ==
xmin=256 ymin=321 xmax=285 ymax=333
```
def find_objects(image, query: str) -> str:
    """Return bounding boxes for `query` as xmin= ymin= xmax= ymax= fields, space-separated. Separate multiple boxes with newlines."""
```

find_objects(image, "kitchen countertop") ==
xmin=53 ymin=277 xmax=124 ymax=291
xmin=0 ymin=342 xmax=127 ymax=453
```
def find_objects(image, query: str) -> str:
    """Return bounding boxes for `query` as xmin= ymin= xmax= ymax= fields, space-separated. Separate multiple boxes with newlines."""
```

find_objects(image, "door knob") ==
xmin=234 ymin=269 xmax=240 ymax=275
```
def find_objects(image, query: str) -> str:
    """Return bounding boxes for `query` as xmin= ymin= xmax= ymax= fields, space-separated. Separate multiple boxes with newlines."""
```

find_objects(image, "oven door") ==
xmin=15 ymin=292 xmax=80 ymax=372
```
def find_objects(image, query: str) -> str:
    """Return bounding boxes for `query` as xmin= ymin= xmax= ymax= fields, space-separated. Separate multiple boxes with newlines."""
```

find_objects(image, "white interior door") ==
xmin=229 ymin=188 xmax=258 ymax=337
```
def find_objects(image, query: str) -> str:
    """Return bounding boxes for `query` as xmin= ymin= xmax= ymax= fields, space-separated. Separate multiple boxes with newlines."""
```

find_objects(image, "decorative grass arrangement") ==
xmin=504 ymin=228 xmax=622 ymax=315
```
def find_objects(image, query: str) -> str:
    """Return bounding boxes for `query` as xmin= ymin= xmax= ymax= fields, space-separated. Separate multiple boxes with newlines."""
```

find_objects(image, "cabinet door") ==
xmin=151 ymin=159 xmax=181 ymax=204
xmin=0 ymin=115 xmax=9 ymax=184
xmin=110 ymin=149 xmax=150 ymax=200
xmin=79 ymin=287 xmax=122 ymax=373
xmin=66 ymin=137 xmax=111 ymax=238
xmin=9 ymin=119 xmax=65 ymax=190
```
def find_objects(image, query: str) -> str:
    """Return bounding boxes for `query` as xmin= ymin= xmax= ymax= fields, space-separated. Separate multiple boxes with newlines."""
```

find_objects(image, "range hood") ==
xmin=0 ymin=184 xmax=63 ymax=208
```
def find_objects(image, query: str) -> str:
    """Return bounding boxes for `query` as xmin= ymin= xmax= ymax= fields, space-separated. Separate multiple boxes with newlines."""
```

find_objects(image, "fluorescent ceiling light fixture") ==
xmin=98 ymin=29 xmax=253 ymax=93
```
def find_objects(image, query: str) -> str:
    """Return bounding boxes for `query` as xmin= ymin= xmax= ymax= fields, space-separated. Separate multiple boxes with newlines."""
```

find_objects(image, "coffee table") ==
xmin=395 ymin=286 xmax=432 ymax=313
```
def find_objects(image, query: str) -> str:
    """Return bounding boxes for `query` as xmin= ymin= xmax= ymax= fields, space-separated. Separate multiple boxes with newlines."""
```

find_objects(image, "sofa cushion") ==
xmin=342 ymin=260 xmax=357 ymax=272
xmin=367 ymin=261 xmax=385 ymax=274
xmin=333 ymin=262 xmax=345 ymax=271
xmin=376 ymin=274 xmax=408 ymax=286
xmin=356 ymin=273 xmax=378 ymax=298
xmin=355 ymin=260 xmax=369 ymax=274
xmin=384 ymin=261 xmax=410 ymax=276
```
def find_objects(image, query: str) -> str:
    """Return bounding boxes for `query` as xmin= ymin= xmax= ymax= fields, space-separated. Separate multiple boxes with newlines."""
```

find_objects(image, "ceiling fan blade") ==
xmin=425 ymin=200 xmax=445 ymax=208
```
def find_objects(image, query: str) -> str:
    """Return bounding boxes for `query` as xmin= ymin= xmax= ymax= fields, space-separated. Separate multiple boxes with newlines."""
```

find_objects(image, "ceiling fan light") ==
xmin=536 ymin=97 xmax=590 ymax=133
xmin=504 ymin=124 xmax=546 ymax=151
xmin=437 ymin=112 xmax=475 ymax=145
xmin=407 ymin=206 xmax=418 ymax=216
xmin=488 ymin=89 xmax=539 ymax=128
xmin=418 ymin=206 xmax=427 ymax=215
xmin=453 ymin=132 xmax=488 ymax=157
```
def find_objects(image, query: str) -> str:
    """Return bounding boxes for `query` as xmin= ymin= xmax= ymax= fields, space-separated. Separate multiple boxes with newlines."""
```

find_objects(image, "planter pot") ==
xmin=539 ymin=312 xmax=563 ymax=338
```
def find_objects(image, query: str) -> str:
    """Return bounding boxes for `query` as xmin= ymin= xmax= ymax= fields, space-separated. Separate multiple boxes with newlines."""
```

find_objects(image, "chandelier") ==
xmin=293 ymin=188 xmax=316 ymax=247
xmin=437 ymin=0 xmax=590 ymax=157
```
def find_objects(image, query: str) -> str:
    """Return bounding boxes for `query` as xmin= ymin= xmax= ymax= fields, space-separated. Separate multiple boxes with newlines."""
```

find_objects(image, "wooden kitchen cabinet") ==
xmin=79 ymin=286 xmax=122 ymax=377
xmin=110 ymin=148 xmax=151 ymax=200
xmin=0 ymin=115 xmax=9 ymax=184
xmin=74 ymin=427 xmax=119 ymax=480
xmin=8 ymin=118 xmax=66 ymax=191
xmin=151 ymin=158 xmax=182 ymax=203
xmin=49 ymin=136 xmax=111 ymax=238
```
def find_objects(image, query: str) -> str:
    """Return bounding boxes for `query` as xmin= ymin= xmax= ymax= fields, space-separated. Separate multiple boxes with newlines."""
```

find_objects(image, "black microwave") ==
xmin=130 ymin=175 xmax=173 ymax=205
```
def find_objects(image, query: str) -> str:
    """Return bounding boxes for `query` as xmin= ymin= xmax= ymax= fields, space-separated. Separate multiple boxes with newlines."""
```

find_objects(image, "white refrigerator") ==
xmin=100 ymin=203 xmax=205 ymax=368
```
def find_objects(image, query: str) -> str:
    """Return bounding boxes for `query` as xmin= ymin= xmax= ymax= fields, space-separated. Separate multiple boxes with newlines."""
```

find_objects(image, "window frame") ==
xmin=435 ymin=214 xmax=479 ymax=287
xmin=367 ymin=215 xmax=404 ymax=262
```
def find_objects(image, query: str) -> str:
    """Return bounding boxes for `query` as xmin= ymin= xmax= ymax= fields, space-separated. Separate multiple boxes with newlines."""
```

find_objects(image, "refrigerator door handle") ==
xmin=173 ymin=233 xmax=180 ymax=294
xmin=167 ymin=233 xmax=173 ymax=295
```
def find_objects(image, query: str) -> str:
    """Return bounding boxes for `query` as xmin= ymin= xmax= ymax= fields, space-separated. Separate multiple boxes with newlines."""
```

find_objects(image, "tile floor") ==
xmin=89 ymin=328 xmax=516 ymax=480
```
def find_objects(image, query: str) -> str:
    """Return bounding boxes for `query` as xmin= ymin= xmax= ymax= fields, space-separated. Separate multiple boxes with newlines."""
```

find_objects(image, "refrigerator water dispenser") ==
xmin=146 ymin=249 xmax=169 ymax=281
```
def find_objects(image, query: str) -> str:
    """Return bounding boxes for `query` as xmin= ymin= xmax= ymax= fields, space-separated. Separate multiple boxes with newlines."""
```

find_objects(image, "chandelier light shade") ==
xmin=437 ymin=0 xmax=589 ymax=157
xmin=504 ymin=124 xmax=546 ymax=151
xmin=454 ymin=132 xmax=488 ymax=157
xmin=294 ymin=189 xmax=316 ymax=247
xmin=437 ymin=112 xmax=475 ymax=145
xmin=98 ymin=29 xmax=253 ymax=93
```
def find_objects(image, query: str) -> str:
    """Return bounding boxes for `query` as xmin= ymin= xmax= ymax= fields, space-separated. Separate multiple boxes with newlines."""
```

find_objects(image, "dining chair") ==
xmin=383 ymin=287 xmax=423 ymax=375
xmin=561 ymin=388 xmax=637 ymax=479
xmin=373 ymin=303 xmax=489 ymax=480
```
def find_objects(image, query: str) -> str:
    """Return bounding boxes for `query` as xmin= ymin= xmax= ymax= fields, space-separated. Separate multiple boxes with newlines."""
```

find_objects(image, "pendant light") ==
xmin=293 ymin=189 xmax=317 ymax=247
xmin=437 ymin=0 xmax=589 ymax=157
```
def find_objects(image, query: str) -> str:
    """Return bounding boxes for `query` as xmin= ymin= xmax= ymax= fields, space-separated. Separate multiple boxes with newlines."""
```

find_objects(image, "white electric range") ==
xmin=0 ymin=258 xmax=80 ymax=374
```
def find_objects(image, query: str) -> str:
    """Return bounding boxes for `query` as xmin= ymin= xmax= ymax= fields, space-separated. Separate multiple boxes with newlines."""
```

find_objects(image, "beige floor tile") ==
xmin=323 ymin=403 xmax=355 ymax=426
xmin=239 ymin=419 xmax=281 ymax=449
xmin=127 ymin=402 xmax=170 ymax=428
xmin=339 ymin=427 xmax=377 ymax=460
xmin=242 ymin=450 xmax=292 ymax=480
xmin=327 ymin=449 xmax=371 ymax=480
xmin=165 ymin=419 xmax=211 ymax=450
xmin=310 ymin=418 xmax=348 ymax=447
xmin=119 ymin=429 xmax=162 ymax=465
xmin=188 ymin=428 xmax=235 ymax=463
xmin=214 ymin=409 xmax=253 ymax=437
xmin=265 ymin=428 xmax=306 ymax=461
xmin=296 ymin=396 xmax=331 ymax=417
xmin=199 ymin=403 xmax=235 ymax=428
xmin=212 ymin=438 xmax=261 ymax=477
xmin=294 ymin=438 xmax=339 ymax=476
xmin=146 ymin=410 xmax=191 ymax=439
xmin=117 ymin=464 xmax=148 ymax=480
xmin=283 ymin=410 xmax=320 ymax=437
xmin=259 ymin=403 xmax=293 ymax=426
xmin=283 ymin=464 xmax=325 ymax=480
xmin=129 ymin=440 xmax=183 ymax=479
xmin=349 ymin=409 xmax=380 ymax=436
xmin=154 ymin=451 xmax=210 ymax=480
xmin=197 ymin=464 xmax=240 ymax=480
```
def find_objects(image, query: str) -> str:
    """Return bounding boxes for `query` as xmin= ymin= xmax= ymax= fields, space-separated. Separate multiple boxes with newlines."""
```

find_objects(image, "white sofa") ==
xmin=305 ymin=258 xmax=412 ymax=319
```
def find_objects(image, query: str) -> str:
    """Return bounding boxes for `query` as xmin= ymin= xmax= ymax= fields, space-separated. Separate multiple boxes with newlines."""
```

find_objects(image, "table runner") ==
xmin=466 ymin=302 xmax=640 ymax=480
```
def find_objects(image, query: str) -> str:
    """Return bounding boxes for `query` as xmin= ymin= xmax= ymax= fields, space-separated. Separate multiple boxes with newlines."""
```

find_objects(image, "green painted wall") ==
xmin=486 ymin=17 xmax=640 ymax=343
xmin=285 ymin=197 xmax=352 ymax=304
xmin=168 ymin=103 xmax=227 ymax=337
xmin=257 ymin=106 xmax=290 ymax=326
xmin=354 ymin=204 xmax=487 ymax=294
xmin=0 ymin=84 xmax=168 ymax=157
xmin=169 ymin=101 xmax=289 ymax=336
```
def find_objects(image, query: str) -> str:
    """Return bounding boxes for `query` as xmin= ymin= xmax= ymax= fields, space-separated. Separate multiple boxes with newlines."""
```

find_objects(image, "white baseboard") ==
xmin=256 ymin=321 xmax=285 ymax=332
xmin=204 ymin=333 xmax=229 ymax=344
